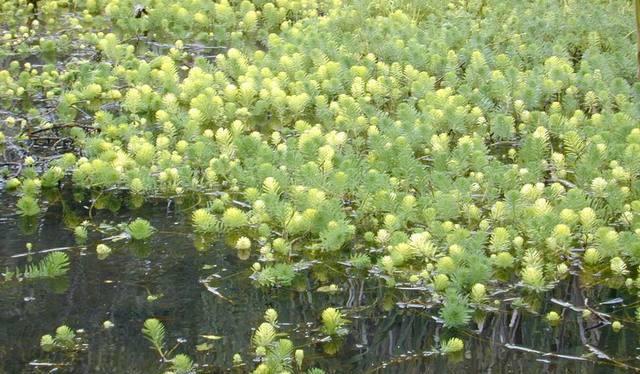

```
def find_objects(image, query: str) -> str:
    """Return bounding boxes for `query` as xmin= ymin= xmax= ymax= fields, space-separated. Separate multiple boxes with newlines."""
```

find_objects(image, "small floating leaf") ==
xmin=201 ymin=335 xmax=223 ymax=340
xmin=196 ymin=342 xmax=213 ymax=351
xmin=316 ymin=284 xmax=340 ymax=293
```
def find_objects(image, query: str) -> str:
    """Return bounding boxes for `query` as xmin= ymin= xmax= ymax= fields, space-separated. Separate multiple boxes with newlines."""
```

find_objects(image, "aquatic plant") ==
xmin=142 ymin=318 xmax=194 ymax=371
xmin=248 ymin=308 xmax=321 ymax=373
xmin=247 ymin=311 xmax=326 ymax=373
xmin=171 ymin=354 xmax=194 ymax=374
xmin=142 ymin=318 xmax=166 ymax=359
xmin=306 ymin=369 xmax=326 ymax=374
xmin=439 ymin=290 xmax=472 ymax=329
xmin=3 ymin=0 xmax=640 ymax=368
xmin=253 ymin=263 xmax=296 ymax=287
xmin=5 ymin=178 xmax=21 ymax=190
xmin=470 ymin=283 xmax=487 ymax=303
xmin=127 ymin=218 xmax=154 ymax=240
xmin=233 ymin=353 xmax=243 ymax=366
xmin=16 ymin=195 xmax=39 ymax=216
xmin=40 ymin=325 xmax=81 ymax=353
xmin=440 ymin=337 xmax=464 ymax=354
xmin=521 ymin=266 xmax=546 ymax=292
xmin=39 ymin=334 xmax=55 ymax=351
xmin=96 ymin=244 xmax=112 ymax=260
xmin=295 ymin=349 xmax=304 ymax=370
xmin=264 ymin=309 xmax=278 ymax=326
xmin=252 ymin=323 xmax=277 ymax=350
xmin=74 ymin=225 xmax=88 ymax=243
xmin=192 ymin=208 xmax=220 ymax=234
xmin=24 ymin=252 xmax=70 ymax=279
xmin=583 ymin=247 xmax=601 ymax=266
xmin=610 ymin=257 xmax=629 ymax=276
xmin=320 ymin=308 xmax=348 ymax=336
xmin=546 ymin=311 xmax=561 ymax=327
xmin=262 ymin=338 xmax=294 ymax=372
xmin=612 ymin=321 xmax=624 ymax=332
xmin=348 ymin=253 xmax=372 ymax=270
xmin=236 ymin=236 xmax=252 ymax=250
xmin=221 ymin=207 xmax=248 ymax=229
xmin=41 ymin=166 xmax=64 ymax=187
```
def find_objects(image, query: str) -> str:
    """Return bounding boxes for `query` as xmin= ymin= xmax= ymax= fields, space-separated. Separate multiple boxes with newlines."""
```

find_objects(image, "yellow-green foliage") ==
xmin=2 ymin=0 xmax=640 ymax=360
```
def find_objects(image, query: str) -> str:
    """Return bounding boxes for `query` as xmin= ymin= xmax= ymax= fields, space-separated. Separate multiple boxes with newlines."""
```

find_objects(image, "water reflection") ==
xmin=0 ymin=193 xmax=636 ymax=373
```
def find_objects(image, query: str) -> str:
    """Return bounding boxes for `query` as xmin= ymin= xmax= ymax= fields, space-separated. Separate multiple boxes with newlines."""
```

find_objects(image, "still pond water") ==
xmin=0 ymin=191 xmax=636 ymax=373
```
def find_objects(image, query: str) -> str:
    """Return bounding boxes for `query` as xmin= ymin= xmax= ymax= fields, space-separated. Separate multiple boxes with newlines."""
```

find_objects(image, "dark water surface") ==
xmin=0 ymin=192 xmax=636 ymax=373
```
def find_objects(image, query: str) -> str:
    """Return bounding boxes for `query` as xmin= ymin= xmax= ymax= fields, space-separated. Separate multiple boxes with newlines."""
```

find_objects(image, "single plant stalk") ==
xmin=636 ymin=0 xmax=640 ymax=79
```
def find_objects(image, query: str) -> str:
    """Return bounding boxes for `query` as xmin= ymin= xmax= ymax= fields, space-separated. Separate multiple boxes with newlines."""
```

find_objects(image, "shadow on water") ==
xmin=0 ymin=191 xmax=637 ymax=373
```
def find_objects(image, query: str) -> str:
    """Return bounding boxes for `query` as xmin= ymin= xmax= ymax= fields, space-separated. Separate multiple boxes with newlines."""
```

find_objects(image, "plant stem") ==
xmin=154 ymin=342 xmax=167 ymax=361
xmin=636 ymin=0 xmax=640 ymax=79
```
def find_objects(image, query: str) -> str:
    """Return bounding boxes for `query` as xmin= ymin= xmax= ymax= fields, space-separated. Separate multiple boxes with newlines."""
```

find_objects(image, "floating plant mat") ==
xmin=3 ymin=0 xmax=640 ymax=373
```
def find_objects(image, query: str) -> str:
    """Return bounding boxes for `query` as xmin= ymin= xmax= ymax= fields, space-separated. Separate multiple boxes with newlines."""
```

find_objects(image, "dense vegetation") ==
xmin=2 ymin=0 xmax=640 ymax=372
